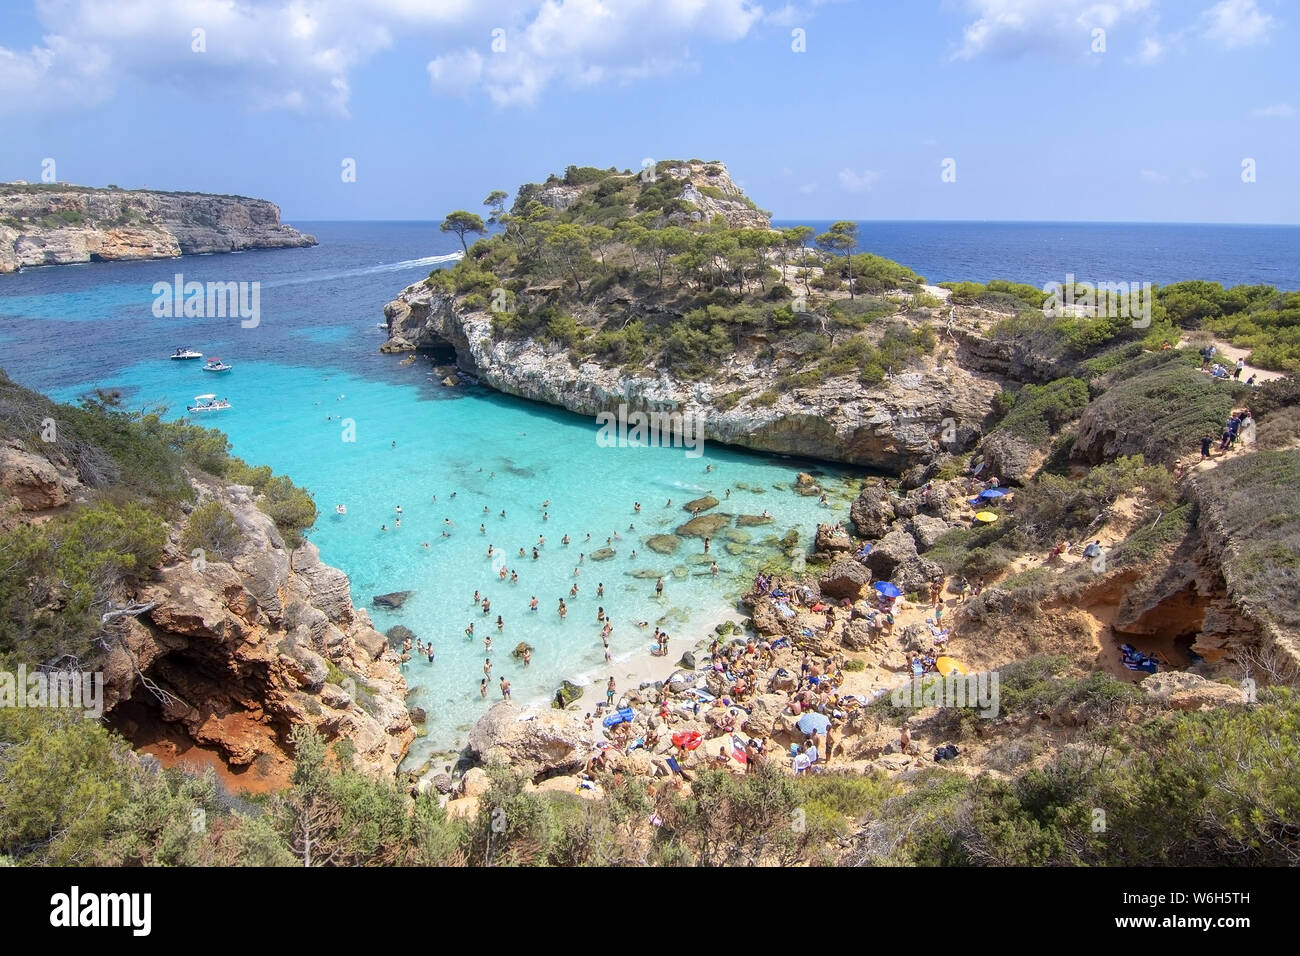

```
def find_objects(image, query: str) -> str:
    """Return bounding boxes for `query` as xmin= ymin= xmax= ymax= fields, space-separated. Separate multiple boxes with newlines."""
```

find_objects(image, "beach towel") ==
xmin=666 ymin=756 xmax=684 ymax=775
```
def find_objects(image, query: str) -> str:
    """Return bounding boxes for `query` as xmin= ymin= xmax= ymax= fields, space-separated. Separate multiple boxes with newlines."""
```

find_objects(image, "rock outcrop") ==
xmin=467 ymin=702 xmax=593 ymax=776
xmin=104 ymin=478 xmax=413 ymax=780
xmin=0 ymin=183 xmax=315 ymax=273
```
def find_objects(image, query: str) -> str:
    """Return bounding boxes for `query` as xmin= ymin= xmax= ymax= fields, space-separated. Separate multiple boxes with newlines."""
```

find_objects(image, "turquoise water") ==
xmin=51 ymin=358 xmax=855 ymax=761
xmin=2 ymin=224 xmax=858 ymax=763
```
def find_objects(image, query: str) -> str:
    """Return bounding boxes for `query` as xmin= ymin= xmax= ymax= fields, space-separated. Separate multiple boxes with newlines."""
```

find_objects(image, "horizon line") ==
xmin=285 ymin=216 xmax=1300 ymax=228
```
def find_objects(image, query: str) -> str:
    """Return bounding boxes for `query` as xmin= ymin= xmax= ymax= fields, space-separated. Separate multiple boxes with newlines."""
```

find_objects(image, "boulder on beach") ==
xmin=815 ymin=523 xmax=853 ymax=555
xmin=735 ymin=514 xmax=774 ymax=527
xmin=677 ymin=513 xmax=731 ymax=537
xmin=678 ymin=650 xmax=697 ymax=670
xmin=863 ymin=530 xmax=918 ymax=579
xmin=818 ymin=557 xmax=871 ymax=600
xmin=553 ymin=679 xmax=583 ymax=709
xmin=409 ymin=706 xmax=427 ymax=724
xmin=850 ymin=489 xmax=896 ymax=539
xmin=590 ymin=547 xmax=616 ymax=561
xmin=683 ymin=495 xmax=719 ymax=513
xmin=373 ymin=590 xmax=413 ymax=609
xmin=743 ymin=693 xmax=787 ymax=737
xmin=468 ymin=702 xmax=590 ymax=776
xmin=646 ymin=534 xmax=682 ymax=555
xmin=910 ymin=515 xmax=950 ymax=551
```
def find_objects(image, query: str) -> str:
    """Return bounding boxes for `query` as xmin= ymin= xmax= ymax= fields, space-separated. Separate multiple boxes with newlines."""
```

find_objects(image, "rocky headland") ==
xmin=0 ymin=183 xmax=316 ymax=273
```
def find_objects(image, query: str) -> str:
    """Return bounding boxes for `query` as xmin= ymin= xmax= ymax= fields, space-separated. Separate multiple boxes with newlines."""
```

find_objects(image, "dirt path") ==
xmin=1177 ymin=335 xmax=1288 ymax=383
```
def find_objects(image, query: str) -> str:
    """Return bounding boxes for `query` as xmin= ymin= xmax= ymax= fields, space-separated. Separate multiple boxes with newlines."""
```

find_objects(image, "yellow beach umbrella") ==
xmin=936 ymin=657 xmax=965 ymax=676
xmin=974 ymin=511 xmax=998 ymax=523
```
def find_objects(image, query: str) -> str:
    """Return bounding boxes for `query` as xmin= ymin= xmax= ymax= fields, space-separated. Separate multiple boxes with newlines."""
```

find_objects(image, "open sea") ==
xmin=2 ymin=219 xmax=1295 ymax=763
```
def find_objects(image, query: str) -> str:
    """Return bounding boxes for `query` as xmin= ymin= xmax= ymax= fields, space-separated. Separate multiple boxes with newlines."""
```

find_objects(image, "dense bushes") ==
xmin=0 ymin=501 xmax=168 ymax=665
xmin=991 ymin=377 xmax=1090 ymax=448
xmin=1196 ymin=449 xmax=1300 ymax=635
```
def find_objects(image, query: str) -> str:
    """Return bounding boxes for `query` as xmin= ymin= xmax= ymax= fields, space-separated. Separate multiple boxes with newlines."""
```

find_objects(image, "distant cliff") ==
xmin=0 ymin=183 xmax=316 ymax=273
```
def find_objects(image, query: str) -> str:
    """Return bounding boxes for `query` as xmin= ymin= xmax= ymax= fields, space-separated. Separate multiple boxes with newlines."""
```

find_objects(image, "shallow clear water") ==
xmin=0 ymin=223 xmax=857 ymax=762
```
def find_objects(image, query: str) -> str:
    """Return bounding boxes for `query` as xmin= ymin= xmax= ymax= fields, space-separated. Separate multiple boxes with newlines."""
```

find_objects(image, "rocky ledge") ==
xmin=0 ymin=183 xmax=316 ymax=273
xmin=382 ymin=286 xmax=1009 ymax=471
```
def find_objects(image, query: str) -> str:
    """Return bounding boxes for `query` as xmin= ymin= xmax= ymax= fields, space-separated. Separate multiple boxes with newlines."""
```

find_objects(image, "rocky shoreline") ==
xmin=0 ymin=183 xmax=316 ymax=273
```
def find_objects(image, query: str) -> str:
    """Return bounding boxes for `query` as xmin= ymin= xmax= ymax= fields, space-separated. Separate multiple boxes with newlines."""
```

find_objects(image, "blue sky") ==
xmin=0 ymin=0 xmax=1295 ymax=223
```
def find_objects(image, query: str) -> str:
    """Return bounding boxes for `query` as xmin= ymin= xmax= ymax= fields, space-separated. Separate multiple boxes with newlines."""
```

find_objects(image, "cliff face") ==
xmin=382 ymin=287 xmax=1004 ymax=470
xmin=0 ymin=438 xmax=413 ymax=781
xmin=383 ymin=287 xmax=1001 ymax=468
xmin=0 ymin=184 xmax=316 ymax=273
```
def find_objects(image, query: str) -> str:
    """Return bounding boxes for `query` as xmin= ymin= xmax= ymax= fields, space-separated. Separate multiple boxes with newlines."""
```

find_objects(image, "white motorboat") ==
xmin=203 ymin=357 xmax=233 ymax=372
xmin=187 ymin=394 xmax=231 ymax=413
xmin=170 ymin=347 xmax=203 ymax=360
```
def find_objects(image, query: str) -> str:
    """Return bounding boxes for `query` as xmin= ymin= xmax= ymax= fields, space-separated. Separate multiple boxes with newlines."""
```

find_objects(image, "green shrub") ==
xmin=180 ymin=499 xmax=243 ymax=562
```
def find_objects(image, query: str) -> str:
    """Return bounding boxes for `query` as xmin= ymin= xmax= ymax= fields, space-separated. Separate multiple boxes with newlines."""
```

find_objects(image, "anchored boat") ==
xmin=187 ymin=394 xmax=231 ymax=413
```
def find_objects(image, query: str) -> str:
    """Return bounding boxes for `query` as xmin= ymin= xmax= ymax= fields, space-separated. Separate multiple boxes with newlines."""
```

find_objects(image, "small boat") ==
xmin=170 ymin=347 xmax=203 ymax=360
xmin=203 ymin=357 xmax=233 ymax=372
xmin=187 ymin=394 xmax=231 ymax=413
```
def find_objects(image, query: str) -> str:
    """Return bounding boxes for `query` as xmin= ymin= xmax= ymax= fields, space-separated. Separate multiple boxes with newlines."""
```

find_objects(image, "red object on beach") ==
xmin=731 ymin=735 xmax=748 ymax=763
xmin=672 ymin=731 xmax=703 ymax=751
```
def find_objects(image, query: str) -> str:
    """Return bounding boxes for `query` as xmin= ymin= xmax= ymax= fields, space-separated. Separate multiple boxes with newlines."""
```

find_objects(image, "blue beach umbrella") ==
xmin=796 ymin=712 xmax=831 ymax=736
xmin=874 ymin=581 xmax=902 ymax=598
xmin=978 ymin=488 xmax=1008 ymax=499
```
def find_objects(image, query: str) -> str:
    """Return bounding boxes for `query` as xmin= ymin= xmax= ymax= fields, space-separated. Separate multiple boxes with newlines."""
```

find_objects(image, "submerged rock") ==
xmin=589 ymin=547 xmax=616 ymax=561
xmin=736 ymin=514 xmax=774 ymax=527
xmin=553 ymin=679 xmax=584 ymax=709
xmin=677 ymin=513 xmax=731 ymax=537
xmin=373 ymin=591 xmax=413 ymax=609
xmin=646 ymin=534 xmax=682 ymax=554
xmin=683 ymin=495 xmax=719 ymax=513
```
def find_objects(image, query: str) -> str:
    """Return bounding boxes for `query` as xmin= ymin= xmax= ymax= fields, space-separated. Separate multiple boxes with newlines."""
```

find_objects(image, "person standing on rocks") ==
xmin=606 ymin=676 xmax=616 ymax=706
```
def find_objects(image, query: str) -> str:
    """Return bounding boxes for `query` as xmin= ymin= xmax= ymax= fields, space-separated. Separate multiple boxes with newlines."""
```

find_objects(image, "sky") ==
xmin=0 ymin=0 xmax=1295 ymax=223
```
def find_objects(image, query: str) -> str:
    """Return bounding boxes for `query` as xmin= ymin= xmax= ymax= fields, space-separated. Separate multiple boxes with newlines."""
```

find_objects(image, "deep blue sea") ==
xmin=779 ymin=220 xmax=1300 ymax=290
xmin=2 ymin=219 xmax=1294 ymax=763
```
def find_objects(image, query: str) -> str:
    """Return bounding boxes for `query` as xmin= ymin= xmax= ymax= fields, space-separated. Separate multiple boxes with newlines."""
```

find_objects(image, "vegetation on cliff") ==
xmin=424 ymin=160 xmax=935 ymax=382
xmin=0 ymin=369 xmax=319 ymax=730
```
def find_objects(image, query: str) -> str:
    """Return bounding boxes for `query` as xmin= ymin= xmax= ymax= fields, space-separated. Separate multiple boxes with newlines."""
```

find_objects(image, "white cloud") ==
xmin=1203 ymin=0 xmax=1274 ymax=48
xmin=798 ymin=182 xmax=818 ymax=194
xmin=0 ymin=0 xmax=767 ymax=113
xmin=1139 ymin=169 xmax=1168 ymax=182
xmin=1135 ymin=35 xmax=1165 ymax=62
xmin=952 ymin=0 xmax=1155 ymax=60
xmin=1251 ymin=102 xmax=1295 ymax=118
xmin=838 ymin=168 xmax=881 ymax=192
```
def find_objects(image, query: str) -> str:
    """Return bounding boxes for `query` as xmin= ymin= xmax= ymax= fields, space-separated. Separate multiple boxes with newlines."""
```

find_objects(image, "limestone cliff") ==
xmin=0 ymin=437 xmax=413 ymax=781
xmin=0 ymin=183 xmax=316 ymax=273
xmin=382 ymin=286 xmax=1006 ymax=470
